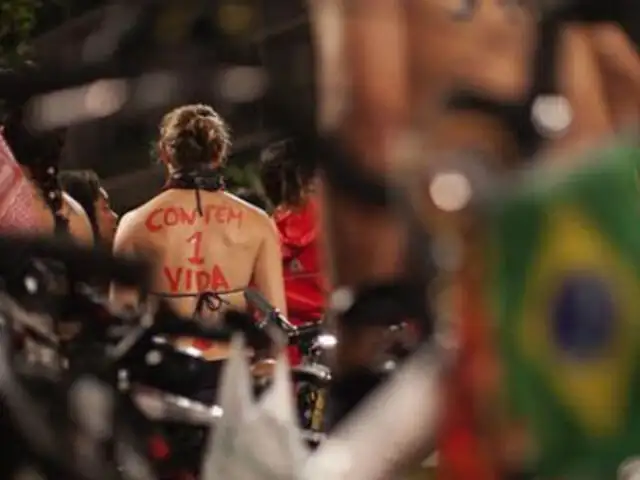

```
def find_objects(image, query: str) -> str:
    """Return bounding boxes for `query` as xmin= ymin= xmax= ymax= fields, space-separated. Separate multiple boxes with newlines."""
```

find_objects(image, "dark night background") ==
xmin=0 ymin=0 xmax=314 ymax=213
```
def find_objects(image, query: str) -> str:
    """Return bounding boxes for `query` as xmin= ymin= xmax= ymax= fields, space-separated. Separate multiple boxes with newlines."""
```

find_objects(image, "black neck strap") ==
xmin=163 ymin=166 xmax=225 ymax=217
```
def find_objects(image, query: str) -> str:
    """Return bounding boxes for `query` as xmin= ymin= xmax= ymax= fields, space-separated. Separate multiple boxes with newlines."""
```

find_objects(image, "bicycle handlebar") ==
xmin=242 ymin=288 xmax=328 ymax=348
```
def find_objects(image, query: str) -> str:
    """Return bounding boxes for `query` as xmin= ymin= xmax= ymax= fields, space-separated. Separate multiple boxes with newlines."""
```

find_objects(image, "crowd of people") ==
xmin=1 ymin=0 xmax=640 ymax=478
xmin=0 ymin=99 xmax=327 ymax=366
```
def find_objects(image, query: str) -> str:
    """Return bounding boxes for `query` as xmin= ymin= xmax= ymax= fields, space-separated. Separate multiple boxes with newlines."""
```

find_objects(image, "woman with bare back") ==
xmin=110 ymin=104 xmax=286 ymax=331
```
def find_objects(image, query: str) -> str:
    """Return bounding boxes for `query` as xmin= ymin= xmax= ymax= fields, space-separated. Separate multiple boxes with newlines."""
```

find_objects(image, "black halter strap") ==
xmin=163 ymin=165 xmax=225 ymax=217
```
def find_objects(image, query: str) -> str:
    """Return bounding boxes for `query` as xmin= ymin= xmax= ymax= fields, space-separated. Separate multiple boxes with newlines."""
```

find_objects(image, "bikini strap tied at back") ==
xmin=149 ymin=288 xmax=245 ymax=320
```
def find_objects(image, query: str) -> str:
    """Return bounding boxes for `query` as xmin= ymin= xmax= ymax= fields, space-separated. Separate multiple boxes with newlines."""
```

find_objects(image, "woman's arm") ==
xmin=252 ymin=216 xmax=288 ymax=316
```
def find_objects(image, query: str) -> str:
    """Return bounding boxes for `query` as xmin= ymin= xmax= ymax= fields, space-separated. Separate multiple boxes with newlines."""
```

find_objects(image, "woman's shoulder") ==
xmin=62 ymin=193 xmax=94 ymax=245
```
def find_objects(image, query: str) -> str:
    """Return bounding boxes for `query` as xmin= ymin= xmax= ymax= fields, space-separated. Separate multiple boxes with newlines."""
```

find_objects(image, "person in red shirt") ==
xmin=260 ymin=139 xmax=327 ymax=363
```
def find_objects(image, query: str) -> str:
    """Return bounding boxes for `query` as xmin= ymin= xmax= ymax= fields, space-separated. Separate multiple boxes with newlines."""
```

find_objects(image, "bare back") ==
xmin=111 ymin=189 xmax=287 ymax=321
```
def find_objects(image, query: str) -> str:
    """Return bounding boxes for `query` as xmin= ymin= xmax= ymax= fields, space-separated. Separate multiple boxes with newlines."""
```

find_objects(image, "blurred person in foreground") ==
xmin=565 ymin=0 xmax=640 ymax=128
xmin=260 ymin=139 xmax=328 ymax=364
xmin=110 ymin=104 xmax=286 ymax=359
xmin=308 ymin=0 xmax=636 ymax=478
xmin=59 ymin=170 xmax=119 ymax=247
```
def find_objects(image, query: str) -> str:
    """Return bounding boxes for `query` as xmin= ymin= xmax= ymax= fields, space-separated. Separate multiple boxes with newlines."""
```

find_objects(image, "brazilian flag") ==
xmin=487 ymin=142 xmax=640 ymax=479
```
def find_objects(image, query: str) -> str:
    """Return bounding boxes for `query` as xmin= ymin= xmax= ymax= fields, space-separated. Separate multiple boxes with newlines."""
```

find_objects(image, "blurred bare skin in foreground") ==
xmin=310 ymin=0 xmax=638 ymax=476
xmin=588 ymin=23 xmax=640 ymax=128
xmin=310 ymin=0 xmax=541 ymax=474
xmin=311 ymin=0 xmax=613 ymax=373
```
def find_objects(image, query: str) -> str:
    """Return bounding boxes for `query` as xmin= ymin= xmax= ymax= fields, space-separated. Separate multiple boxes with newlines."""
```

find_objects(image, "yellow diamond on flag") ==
xmin=518 ymin=205 xmax=640 ymax=437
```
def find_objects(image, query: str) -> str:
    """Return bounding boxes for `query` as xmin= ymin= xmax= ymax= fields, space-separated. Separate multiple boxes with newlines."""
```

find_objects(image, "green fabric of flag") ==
xmin=487 ymin=143 xmax=640 ymax=479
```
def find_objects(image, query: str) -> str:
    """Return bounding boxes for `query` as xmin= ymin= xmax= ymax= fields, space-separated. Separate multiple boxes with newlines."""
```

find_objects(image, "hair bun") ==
xmin=172 ymin=115 xmax=216 ymax=163
xmin=160 ymin=104 xmax=230 ymax=167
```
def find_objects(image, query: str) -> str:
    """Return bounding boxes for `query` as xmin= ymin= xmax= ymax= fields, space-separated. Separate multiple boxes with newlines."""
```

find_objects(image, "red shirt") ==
xmin=273 ymin=199 xmax=327 ymax=365
xmin=273 ymin=198 xmax=327 ymax=326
